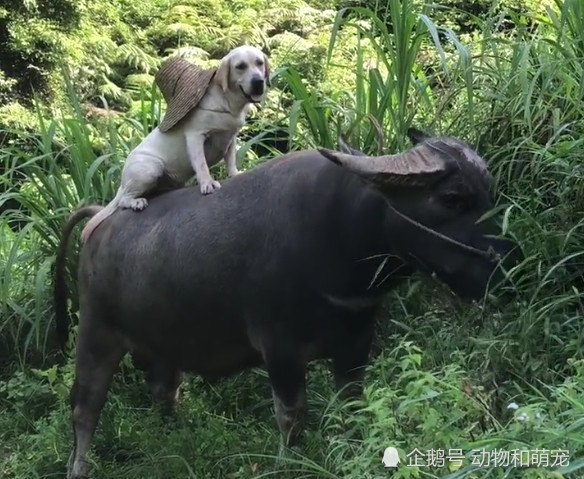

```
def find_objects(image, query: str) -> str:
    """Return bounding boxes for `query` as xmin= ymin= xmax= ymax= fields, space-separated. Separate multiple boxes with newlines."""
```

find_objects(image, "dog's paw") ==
xmin=200 ymin=179 xmax=221 ymax=195
xmin=227 ymin=168 xmax=240 ymax=177
xmin=129 ymin=198 xmax=148 ymax=211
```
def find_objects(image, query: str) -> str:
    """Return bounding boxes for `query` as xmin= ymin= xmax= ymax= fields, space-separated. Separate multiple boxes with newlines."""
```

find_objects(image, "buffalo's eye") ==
xmin=440 ymin=191 xmax=466 ymax=210
xmin=235 ymin=62 xmax=248 ymax=70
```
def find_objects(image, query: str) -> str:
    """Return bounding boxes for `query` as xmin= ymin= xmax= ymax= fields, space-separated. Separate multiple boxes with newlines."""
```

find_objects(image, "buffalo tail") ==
xmin=54 ymin=205 xmax=103 ymax=352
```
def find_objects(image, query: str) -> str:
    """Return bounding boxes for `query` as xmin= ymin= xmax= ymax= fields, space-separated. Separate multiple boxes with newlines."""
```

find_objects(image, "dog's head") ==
xmin=214 ymin=45 xmax=270 ymax=103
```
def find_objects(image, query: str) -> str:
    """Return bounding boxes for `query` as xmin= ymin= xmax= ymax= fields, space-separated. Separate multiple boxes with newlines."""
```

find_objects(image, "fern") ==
xmin=163 ymin=46 xmax=211 ymax=62
xmin=98 ymin=79 xmax=125 ymax=101
xmin=115 ymin=44 xmax=159 ymax=74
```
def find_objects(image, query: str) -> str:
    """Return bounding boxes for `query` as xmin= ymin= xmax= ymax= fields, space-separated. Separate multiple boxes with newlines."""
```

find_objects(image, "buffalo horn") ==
xmin=318 ymin=145 xmax=452 ymax=186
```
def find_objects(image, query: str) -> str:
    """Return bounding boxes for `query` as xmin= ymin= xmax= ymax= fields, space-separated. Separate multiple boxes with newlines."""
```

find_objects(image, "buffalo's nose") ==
xmin=251 ymin=77 xmax=265 ymax=94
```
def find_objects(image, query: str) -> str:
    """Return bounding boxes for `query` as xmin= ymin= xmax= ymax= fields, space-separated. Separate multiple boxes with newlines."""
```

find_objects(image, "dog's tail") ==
xmin=80 ymin=196 xmax=120 ymax=242
xmin=54 ymin=205 xmax=103 ymax=352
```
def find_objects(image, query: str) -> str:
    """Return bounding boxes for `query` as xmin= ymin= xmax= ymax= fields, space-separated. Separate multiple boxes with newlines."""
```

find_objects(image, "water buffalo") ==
xmin=54 ymin=129 xmax=521 ymax=479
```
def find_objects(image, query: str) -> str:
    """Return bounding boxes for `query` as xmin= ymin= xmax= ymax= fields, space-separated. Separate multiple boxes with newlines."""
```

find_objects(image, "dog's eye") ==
xmin=235 ymin=62 xmax=247 ymax=70
xmin=256 ymin=59 xmax=264 ymax=67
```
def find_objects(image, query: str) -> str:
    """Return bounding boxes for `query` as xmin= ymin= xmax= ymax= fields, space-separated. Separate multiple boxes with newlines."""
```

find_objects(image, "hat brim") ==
xmin=157 ymin=67 xmax=216 ymax=133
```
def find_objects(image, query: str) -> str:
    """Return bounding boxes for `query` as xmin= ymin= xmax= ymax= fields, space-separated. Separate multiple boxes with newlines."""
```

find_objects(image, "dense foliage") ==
xmin=1 ymin=0 xmax=584 ymax=478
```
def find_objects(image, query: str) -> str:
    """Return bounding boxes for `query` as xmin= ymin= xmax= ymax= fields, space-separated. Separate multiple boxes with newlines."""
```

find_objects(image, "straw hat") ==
xmin=155 ymin=56 xmax=217 ymax=133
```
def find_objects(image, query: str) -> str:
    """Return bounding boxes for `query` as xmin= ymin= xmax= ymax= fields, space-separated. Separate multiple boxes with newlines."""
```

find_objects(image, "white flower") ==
xmin=507 ymin=402 xmax=519 ymax=411
xmin=517 ymin=412 xmax=529 ymax=422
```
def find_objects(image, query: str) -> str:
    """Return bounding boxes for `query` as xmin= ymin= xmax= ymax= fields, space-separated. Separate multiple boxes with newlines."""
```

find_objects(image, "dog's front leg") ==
xmin=186 ymin=133 xmax=221 ymax=195
xmin=224 ymin=138 xmax=240 ymax=177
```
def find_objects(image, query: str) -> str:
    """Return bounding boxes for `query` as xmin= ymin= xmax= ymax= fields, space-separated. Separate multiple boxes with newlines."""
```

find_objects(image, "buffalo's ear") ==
xmin=407 ymin=127 xmax=432 ymax=145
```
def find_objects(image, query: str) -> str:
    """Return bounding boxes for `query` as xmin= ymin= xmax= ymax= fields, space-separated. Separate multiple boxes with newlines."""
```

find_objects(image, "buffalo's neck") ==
xmin=313 ymin=173 xmax=414 ymax=304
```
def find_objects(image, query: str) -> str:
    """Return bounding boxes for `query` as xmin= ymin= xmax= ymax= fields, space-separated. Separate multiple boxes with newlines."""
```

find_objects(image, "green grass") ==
xmin=2 ymin=335 xmax=583 ymax=478
xmin=2 ymin=0 xmax=584 ymax=477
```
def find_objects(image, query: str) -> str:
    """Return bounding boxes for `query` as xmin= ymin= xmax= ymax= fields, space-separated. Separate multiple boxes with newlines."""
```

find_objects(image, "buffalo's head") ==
xmin=320 ymin=128 xmax=523 ymax=301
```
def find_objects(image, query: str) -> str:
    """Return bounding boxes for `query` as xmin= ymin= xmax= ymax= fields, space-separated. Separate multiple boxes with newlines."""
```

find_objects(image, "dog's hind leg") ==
xmin=117 ymin=156 xmax=167 ymax=211
xmin=80 ymin=158 xmax=167 ymax=242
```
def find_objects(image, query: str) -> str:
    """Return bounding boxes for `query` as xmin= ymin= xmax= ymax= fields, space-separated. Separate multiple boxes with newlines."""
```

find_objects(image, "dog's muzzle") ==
xmin=241 ymin=77 xmax=265 ymax=103
xmin=250 ymin=77 xmax=265 ymax=95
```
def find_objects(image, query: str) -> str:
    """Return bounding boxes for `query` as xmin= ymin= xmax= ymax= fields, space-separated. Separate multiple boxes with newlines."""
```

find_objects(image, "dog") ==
xmin=80 ymin=45 xmax=270 ymax=241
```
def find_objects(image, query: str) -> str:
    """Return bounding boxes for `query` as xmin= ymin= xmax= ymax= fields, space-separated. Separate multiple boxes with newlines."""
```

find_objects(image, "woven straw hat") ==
xmin=155 ymin=56 xmax=217 ymax=133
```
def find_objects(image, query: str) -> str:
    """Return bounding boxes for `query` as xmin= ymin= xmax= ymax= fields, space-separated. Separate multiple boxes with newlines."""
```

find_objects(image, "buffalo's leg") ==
xmin=131 ymin=350 xmax=184 ymax=411
xmin=68 ymin=314 xmax=125 ymax=479
xmin=145 ymin=361 xmax=184 ymax=412
xmin=331 ymin=319 xmax=374 ymax=399
xmin=329 ymin=319 xmax=374 ymax=443
xmin=265 ymin=355 xmax=307 ymax=446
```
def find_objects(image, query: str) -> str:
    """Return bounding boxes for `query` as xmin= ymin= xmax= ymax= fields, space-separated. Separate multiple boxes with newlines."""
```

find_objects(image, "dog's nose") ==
xmin=251 ymin=77 xmax=265 ymax=94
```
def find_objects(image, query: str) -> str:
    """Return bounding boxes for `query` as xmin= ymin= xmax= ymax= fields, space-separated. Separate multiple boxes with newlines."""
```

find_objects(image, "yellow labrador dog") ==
xmin=81 ymin=45 xmax=270 ymax=241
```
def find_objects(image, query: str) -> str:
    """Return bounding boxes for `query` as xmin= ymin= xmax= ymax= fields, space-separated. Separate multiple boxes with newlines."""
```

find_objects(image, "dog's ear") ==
xmin=214 ymin=55 xmax=231 ymax=92
xmin=263 ymin=53 xmax=271 ymax=87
